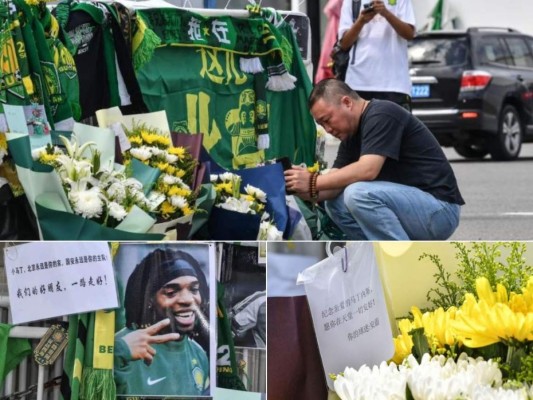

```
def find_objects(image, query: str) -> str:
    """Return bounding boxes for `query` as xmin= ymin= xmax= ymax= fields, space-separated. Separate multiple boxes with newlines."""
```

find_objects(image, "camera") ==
xmin=362 ymin=2 xmax=374 ymax=13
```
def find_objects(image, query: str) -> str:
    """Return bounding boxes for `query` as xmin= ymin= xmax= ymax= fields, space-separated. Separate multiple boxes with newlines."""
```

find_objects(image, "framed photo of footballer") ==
xmin=113 ymin=243 xmax=216 ymax=398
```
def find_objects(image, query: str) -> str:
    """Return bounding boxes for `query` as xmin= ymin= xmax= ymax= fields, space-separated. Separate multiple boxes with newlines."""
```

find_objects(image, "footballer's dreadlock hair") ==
xmin=124 ymin=248 xmax=209 ymax=333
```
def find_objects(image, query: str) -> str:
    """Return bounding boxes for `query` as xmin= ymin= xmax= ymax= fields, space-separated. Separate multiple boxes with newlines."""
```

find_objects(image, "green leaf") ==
xmin=475 ymin=342 xmax=506 ymax=361
xmin=410 ymin=328 xmax=430 ymax=362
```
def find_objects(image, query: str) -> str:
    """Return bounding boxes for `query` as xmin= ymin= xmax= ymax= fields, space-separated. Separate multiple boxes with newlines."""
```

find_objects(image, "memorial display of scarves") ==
xmin=0 ymin=1 xmax=32 ymax=112
xmin=53 ymin=0 xmax=147 ymax=119
xmin=133 ymin=7 xmax=316 ymax=170
xmin=53 ymin=0 xmax=120 ymax=120
xmin=11 ymin=0 xmax=76 ymax=129
xmin=60 ymin=311 xmax=116 ymax=400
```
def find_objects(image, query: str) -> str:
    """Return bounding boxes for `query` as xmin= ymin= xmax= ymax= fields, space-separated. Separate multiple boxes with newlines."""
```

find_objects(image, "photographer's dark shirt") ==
xmin=333 ymin=100 xmax=465 ymax=205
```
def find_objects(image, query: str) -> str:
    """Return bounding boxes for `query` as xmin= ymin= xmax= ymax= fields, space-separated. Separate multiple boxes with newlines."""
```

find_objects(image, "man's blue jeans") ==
xmin=325 ymin=181 xmax=461 ymax=240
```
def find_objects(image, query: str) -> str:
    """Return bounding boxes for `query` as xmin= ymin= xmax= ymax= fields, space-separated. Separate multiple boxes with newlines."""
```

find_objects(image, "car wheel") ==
xmin=489 ymin=105 xmax=523 ymax=160
xmin=453 ymin=143 xmax=488 ymax=159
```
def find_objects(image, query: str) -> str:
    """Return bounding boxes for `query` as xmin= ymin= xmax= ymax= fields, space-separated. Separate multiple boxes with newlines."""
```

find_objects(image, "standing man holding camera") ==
xmin=338 ymin=0 xmax=416 ymax=110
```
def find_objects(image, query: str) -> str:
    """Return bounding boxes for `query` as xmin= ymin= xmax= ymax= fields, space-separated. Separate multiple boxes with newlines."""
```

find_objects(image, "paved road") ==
xmin=444 ymin=143 xmax=533 ymax=240
xmin=324 ymin=139 xmax=533 ymax=240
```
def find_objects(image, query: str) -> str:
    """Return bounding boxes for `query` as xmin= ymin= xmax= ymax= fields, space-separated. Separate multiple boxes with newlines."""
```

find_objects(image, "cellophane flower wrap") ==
xmin=122 ymin=122 xmax=198 ymax=223
xmin=35 ymin=134 xmax=155 ymax=228
xmin=209 ymin=172 xmax=282 ymax=240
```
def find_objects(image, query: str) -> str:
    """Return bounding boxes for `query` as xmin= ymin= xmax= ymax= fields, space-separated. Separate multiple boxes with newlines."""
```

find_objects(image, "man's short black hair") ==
xmin=308 ymin=78 xmax=360 ymax=109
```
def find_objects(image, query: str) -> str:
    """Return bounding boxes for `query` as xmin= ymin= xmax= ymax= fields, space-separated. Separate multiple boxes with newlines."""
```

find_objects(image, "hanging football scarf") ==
xmin=53 ymin=0 xmax=120 ymax=120
xmin=12 ymin=0 xmax=75 ymax=129
xmin=36 ymin=4 xmax=81 ymax=122
xmin=134 ymin=7 xmax=296 ymax=91
xmin=134 ymin=7 xmax=316 ymax=170
xmin=0 ymin=4 xmax=30 ymax=111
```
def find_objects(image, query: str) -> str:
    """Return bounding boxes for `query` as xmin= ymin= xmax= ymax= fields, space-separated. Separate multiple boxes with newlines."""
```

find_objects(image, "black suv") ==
xmin=408 ymin=27 xmax=533 ymax=160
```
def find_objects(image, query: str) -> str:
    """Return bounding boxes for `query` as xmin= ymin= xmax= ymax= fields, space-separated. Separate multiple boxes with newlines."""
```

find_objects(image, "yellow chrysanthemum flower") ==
xmin=392 ymin=318 xmax=416 ymax=364
xmin=175 ymin=169 xmax=186 ymax=178
xmin=154 ymin=162 xmax=169 ymax=171
xmin=508 ymin=277 xmax=533 ymax=314
xmin=215 ymin=182 xmax=233 ymax=195
xmin=129 ymin=135 xmax=143 ymax=145
xmin=168 ymin=186 xmax=191 ymax=197
xmin=452 ymin=278 xmax=533 ymax=348
xmin=166 ymin=165 xmax=177 ymax=175
xmin=141 ymin=131 xmax=160 ymax=145
xmin=168 ymin=146 xmax=186 ymax=158
xmin=155 ymin=135 xmax=171 ymax=147
xmin=182 ymin=205 xmax=194 ymax=215
xmin=476 ymin=278 xmax=509 ymax=306
xmin=420 ymin=306 xmax=459 ymax=350
xmin=160 ymin=201 xmax=176 ymax=218
xmin=39 ymin=153 xmax=59 ymax=164
xmin=392 ymin=306 xmax=461 ymax=364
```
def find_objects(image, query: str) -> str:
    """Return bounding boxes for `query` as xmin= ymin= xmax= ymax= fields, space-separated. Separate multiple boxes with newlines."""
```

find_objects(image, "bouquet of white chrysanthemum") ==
xmin=211 ymin=172 xmax=267 ymax=215
xmin=35 ymin=135 xmax=156 ymax=228
xmin=123 ymin=122 xmax=197 ymax=224
xmin=332 ymin=353 xmax=531 ymax=400
xmin=208 ymin=172 xmax=283 ymax=240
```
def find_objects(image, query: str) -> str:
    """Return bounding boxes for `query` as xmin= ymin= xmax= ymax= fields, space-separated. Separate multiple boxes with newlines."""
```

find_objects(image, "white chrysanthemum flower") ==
xmin=108 ymin=201 xmax=127 ymax=221
xmin=162 ymin=174 xmax=183 ymax=186
xmin=150 ymin=146 xmax=164 ymax=156
xmin=124 ymin=178 xmax=143 ymax=191
xmin=257 ymin=220 xmax=283 ymax=240
xmin=217 ymin=197 xmax=254 ymax=214
xmin=404 ymin=353 xmax=502 ymax=400
xmin=106 ymin=182 xmax=126 ymax=202
xmin=70 ymin=188 xmax=104 ymax=219
xmin=164 ymin=153 xmax=179 ymax=164
xmin=244 ymin=184 xmax=267 ymax=203
xmin=210 ymin=174 xmax=219 ymax=182
xmin=334 ymin=362 xmax=407 ymax=400
xmin=129 ymin=146 xmax=152 ymax=161
xmin=219 ymin=172 xmax=238 ymax=182
xmin=472 ymin=385 xmax=529 ymax=400
xmin=170 ymin=195 xmax=188 ymax=209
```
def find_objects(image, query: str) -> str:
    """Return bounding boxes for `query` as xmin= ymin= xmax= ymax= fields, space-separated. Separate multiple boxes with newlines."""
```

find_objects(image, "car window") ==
xmin=408 ymin=37 xmax=467 ymax=66
xmin=504 ymin=37 xmax=533 ymax=68
xmin=527 ymin=37 xmax=533 ymax=57
xmin=475 ymin=36 xmax=511 ymax=66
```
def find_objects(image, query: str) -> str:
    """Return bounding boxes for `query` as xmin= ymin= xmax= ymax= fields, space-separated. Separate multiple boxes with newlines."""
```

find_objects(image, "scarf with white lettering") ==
xmin=133 ymin=7 xmax=296 ymax=91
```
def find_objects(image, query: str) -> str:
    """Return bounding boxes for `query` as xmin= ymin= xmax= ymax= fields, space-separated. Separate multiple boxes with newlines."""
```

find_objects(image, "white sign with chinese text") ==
xmin=297 ymin=242 xmax=394 ymax=390
xmin=4 ymin=242 xmax=118 ymax=324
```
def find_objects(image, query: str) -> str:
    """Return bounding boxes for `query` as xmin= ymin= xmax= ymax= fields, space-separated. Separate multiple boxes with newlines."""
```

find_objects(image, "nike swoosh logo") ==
xmin=147 ymin=376 xmax=167 ymax=386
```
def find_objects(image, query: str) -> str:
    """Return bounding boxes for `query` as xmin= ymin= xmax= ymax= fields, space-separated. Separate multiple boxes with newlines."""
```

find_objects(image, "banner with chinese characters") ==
xmin=3 ymin=241 xmax=117 ymax=324
xmin=134 ymin=7 xmax=316 ymax=170
xmin=297 ymin=242 xmax=394 ymax=390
